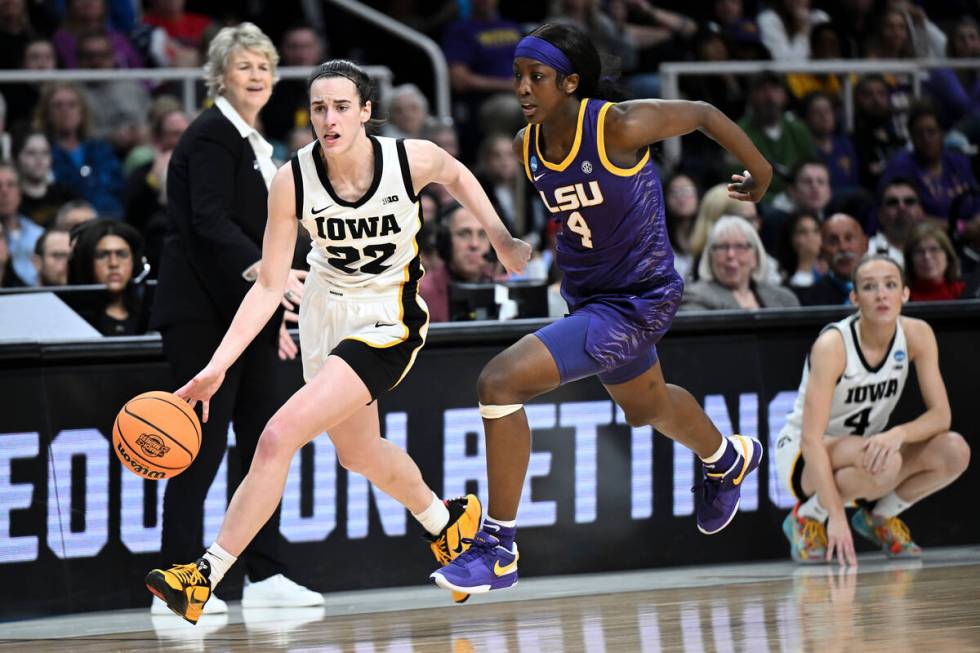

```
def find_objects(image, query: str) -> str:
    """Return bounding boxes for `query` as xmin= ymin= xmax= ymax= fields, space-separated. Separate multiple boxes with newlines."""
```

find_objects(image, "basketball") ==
xmin=113 ymin=391 xmax=201 ymax=480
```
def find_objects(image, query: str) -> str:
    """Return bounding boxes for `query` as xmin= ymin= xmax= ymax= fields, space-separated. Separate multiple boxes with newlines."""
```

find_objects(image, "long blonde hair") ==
xmin=690 ymin=184 xmax=755 ymax=259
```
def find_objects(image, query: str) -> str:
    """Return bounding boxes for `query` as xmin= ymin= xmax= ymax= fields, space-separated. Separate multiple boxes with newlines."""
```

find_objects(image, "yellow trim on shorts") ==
xmin=391 ymin=202 xmax=429 ymax=388
xmin=534 ymin=98 xmax=587 ymax=171
xmin=596 ymin=102 xmax=650 ymax=177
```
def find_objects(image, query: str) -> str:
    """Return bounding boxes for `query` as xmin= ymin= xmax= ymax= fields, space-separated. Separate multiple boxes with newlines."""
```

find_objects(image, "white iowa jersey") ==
xmin=292 ymin=136 xmax=422 ymax=291
xmin=782 ymin=314 xmax=909 ymax=440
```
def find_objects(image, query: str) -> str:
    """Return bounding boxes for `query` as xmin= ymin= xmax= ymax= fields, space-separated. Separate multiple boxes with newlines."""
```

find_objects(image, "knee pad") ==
xmin=478 ymin=403 xmax=524 ymax=419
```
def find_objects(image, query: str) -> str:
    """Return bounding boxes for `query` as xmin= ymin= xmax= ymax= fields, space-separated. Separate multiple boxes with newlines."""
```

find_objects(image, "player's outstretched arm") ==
xmin=603 ymin=99 xmax=773 ymax=202
xmin=801 ymin=330 xmax=857 ymax=566
xmin=404 ymin=138 xmax=531 ymax=276
xmin=176 ymin=164 xmax=299 ymax=421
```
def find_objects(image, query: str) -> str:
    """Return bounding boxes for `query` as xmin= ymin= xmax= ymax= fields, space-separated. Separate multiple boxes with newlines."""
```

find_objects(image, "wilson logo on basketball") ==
xmin=136 ymin=432 xmax=170 ymax=458
xmin=115 ymin=441 xmax=166 ymax=480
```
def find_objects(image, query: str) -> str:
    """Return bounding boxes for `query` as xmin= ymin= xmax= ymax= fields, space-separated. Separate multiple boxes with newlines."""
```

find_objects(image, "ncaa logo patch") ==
xmin=894 ymin=350 xmax=906 ymax=362
xmin=581 ymin=160 xmax=593 ymax=174
xmin=530 ymin=156 xmax=539 ymax=173
xmin=137 ymin=432 xmax=170 ymax=458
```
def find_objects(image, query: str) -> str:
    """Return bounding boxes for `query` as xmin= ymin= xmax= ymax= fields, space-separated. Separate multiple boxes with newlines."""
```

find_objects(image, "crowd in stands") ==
xmin=1 ymin=0 xmax=979 ymax=337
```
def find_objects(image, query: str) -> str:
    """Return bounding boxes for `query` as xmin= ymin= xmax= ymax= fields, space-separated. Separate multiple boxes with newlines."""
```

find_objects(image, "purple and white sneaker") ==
xmin=695 ymin=435 xmax=763 ymax=535
xmin=430 ymin=531 xmax=519 ymax=594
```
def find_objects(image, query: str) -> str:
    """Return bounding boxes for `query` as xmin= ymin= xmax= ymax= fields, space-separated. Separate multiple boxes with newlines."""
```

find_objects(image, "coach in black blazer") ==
xmin=150 ymin=22 xmax=320 ymax=612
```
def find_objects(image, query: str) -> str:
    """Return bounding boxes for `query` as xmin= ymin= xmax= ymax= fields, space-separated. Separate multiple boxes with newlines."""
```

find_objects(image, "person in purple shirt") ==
xmin=925 ymin=16 xmax=980 ymax=126
xmin=880 ymin=103 xmax=978 ymax=221
xmin=442 ymin=0 xmax=522 ymax=95
xmin=430 ymin=23 xmax=773 ymax=597
xmin=803 ymin=92 xmax=860 ymax=193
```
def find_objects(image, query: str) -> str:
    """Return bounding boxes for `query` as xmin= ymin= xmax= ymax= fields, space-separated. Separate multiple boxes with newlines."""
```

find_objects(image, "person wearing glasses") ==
xmin=68 ymin=219 xmax=144 ymax=335
xmin=680 ymin=216 xmax=800 ymax=311
xmin=879 ymin=102 xmax=978 ymax=221
xmin=904 ymin=223 xmax=966 ymax=301
xmin=870 ymin=178 xmax=925 ymax=268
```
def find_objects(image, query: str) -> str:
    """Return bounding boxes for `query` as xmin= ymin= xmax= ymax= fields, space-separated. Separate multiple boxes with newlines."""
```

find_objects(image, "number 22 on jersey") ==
xmin=567 ymin=211 xmax=593 ymax=248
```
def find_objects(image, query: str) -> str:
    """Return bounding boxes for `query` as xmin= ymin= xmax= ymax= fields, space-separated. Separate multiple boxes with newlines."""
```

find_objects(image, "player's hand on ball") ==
xmin=498 ymin=237 xmax=533 ymax=276
xmin=175 ymin=365 xmax=226 ymax=423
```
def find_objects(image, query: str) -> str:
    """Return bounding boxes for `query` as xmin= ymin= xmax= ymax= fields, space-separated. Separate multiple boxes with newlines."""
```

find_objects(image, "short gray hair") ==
xmin=698 ymin=215 xmax=770 ymax=283
xmin=205 ymin=22 xmax=279 ymax=100
xmin=389 ymin=83 xmax=428 ymax=114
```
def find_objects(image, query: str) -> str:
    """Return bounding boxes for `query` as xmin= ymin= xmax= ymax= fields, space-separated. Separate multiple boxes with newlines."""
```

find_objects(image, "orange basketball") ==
xmin=113 ymin=391 xmax=201 ymax=480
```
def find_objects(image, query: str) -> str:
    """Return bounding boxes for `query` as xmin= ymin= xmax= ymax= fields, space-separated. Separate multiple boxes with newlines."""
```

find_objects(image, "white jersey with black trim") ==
xmin=781 ymin=314 xmax=910 ymax=442
xmin=291 ymin=136 xmax=423 ymax=292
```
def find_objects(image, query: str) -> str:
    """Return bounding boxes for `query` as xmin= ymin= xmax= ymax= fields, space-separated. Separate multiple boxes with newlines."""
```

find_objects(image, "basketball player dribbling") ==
xmin=146 ymin=59 xmax=532 ymax=622
xmin=431 ymin=23 xmax=774 ymax=595
xmin=776 ymin=255 xmax=970 ymax=565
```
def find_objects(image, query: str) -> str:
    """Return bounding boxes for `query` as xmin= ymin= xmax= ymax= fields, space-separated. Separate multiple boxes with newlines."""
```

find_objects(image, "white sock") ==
xmin=485 ymin=515 xmax=517 ymax=528
xmin=202 ymin=542 xmax=236 ymax=589
xmin=797 ymin=495 xmax=829 ymax=523
xmin=700 ymin=438 xmax=728 ymax=464
xmin=872 ymin=492 xmax=913 ymax=518
xmin=412 ymin=492 xmax=450 ymax=536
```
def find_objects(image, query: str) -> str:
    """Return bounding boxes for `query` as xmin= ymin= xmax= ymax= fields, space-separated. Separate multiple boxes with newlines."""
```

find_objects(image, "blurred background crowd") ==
xmin=2 ymin=0 xmax=980 ymax=336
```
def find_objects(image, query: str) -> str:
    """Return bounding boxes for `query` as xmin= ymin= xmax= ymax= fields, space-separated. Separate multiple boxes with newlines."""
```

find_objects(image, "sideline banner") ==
xmin=1 ymin=306 xmax=977 ymax=617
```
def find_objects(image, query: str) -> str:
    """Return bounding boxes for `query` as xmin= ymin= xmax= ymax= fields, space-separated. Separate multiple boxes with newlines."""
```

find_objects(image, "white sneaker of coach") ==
xmin=150 ymin=593 xmax=228 ymax=615
xmin=241 ymin=574 xmax=325 ymax=608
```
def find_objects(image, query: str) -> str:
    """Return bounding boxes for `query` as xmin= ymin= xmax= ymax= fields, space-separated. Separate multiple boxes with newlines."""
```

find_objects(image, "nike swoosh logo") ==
xmin=731 ymin=436 xmax=751 ymax=486
xmin=451 ymin=525 xmax=464 ymax=555
xmin=532 ymin=173 xmax=546 ymax=182
xmin=493 ymin=552 xmax=519 ymax=576
xmin=375 ymin=321 xmax=398 ymax=328
xmin=312 ymin=205 xmax=331 ymax=214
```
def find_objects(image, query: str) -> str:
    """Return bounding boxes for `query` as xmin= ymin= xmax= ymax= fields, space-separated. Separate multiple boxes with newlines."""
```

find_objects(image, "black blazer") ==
xmin=150 ymin=105 xmax=280 ymax=340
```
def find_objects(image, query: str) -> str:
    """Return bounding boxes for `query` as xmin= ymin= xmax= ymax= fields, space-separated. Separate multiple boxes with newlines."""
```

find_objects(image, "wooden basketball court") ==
xmin=2 ymin=546 xmax=979 ymax=652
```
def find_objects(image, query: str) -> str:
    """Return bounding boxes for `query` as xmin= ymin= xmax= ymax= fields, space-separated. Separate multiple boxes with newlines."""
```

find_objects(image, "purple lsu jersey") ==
xmin=523 ymin=98 xmax=683 ymax=368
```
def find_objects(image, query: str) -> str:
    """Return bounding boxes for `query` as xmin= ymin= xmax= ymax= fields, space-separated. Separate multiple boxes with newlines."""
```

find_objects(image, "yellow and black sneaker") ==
xmin=145 ymin=559 xmax=213 ymax=624
xmin=427 ymin=494 xmax=482 ymax=604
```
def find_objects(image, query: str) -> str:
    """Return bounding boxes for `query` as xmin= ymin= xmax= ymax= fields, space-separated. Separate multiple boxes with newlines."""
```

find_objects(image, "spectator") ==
xmin=32 ymin=227 xmax=71 ymax=286
xmin=869 ymin=178 xmax=924 ymax=267
xmin=904 ymin=222 xmax=965 ymax=301
xmin=0 ymin=221 xmax=25 ymax=287
xmin=33 ymin=82 xmax=125 ymax=217
xmin=827 ymin=0 xmax=876 ymax=57
xmin=926 ymin=16 xmax=980 ymax=126
xmin=261 ymin=25 xmax=327 ymax=144
xmin=665 ymin=172 xmax=700 ymax=280
xmin=802 ymin=92 xmax=860 ymax=193
xmin=880 ymin=103 xmax=978 ymax=221
xmin=475 ymin=132 xmax=540 ymax=240
xmin=0 ymin=162 xmax=44 ymax=286
xmin=737 ymin=72 xmax=816 ymax=200
xmin=757 ymin=0 xmax=829 ymax=62
xmin=76 ymin=29 xmax=151 ymax=158
xmin=708 ymin=0 xmax=761 ymax=49
xmin=441 ymin=0 xmax=522 ymax=157
xmin=123 ymin=105 xmax=189 ymax=276
xmin=142 ymin=0 xmax=212 ymax=51
xmin=549 ymin=0 xmax=636 ymax=73
xmin=53 ymin=0 xmax=143 ymax=69
xmin=419 ymin=204 xmax=495 ymax=322
xmin=777 ymin=210 xmax=825 ymax=290
xmin=54 ymin=199 xmax=98 ymax=232
xmin=0 ymin=0 xmax=33 ymax=70
xmin=852 ymin=75 xmax=907 ymax=190
xmin=864 ymin=6 xmax=916 ymax=59
xmin=785 ymin=23 xmax=844 ymax=102
xmin=795 ymin=212 xmax=867 ymax=305
xmin=690 ymin=183 xmax=768 ymax=278
xmin=682 ymin=29 xmax=746 ymax=122
xmin=951 ymin=190 xmax=980 ymax=277
xmin=421 ymin=119 xmax=460 ymax=207
xmin=383 ymin=84 xmax=430 ymax=140
xmin=3 ymin=37 xmax=57 ymax=132
xmin=69 ymin=219 xmax=144 ymax=335
xmin=14 ymin=131 xmax=79 ymax=228
xmin=681 ymin=216 xmax=800 ymax=311
xmin=764 ymin=159 xmax=831 ymax=251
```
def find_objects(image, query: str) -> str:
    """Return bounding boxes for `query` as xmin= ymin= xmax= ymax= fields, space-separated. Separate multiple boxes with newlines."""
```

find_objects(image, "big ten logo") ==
xmin=539 ymin=181 xmax=604 ymax=214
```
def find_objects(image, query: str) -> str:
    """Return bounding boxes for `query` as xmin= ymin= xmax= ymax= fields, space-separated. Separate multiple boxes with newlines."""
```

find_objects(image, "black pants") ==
xmin=159 ymin=320 xmax=283 ymax=583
